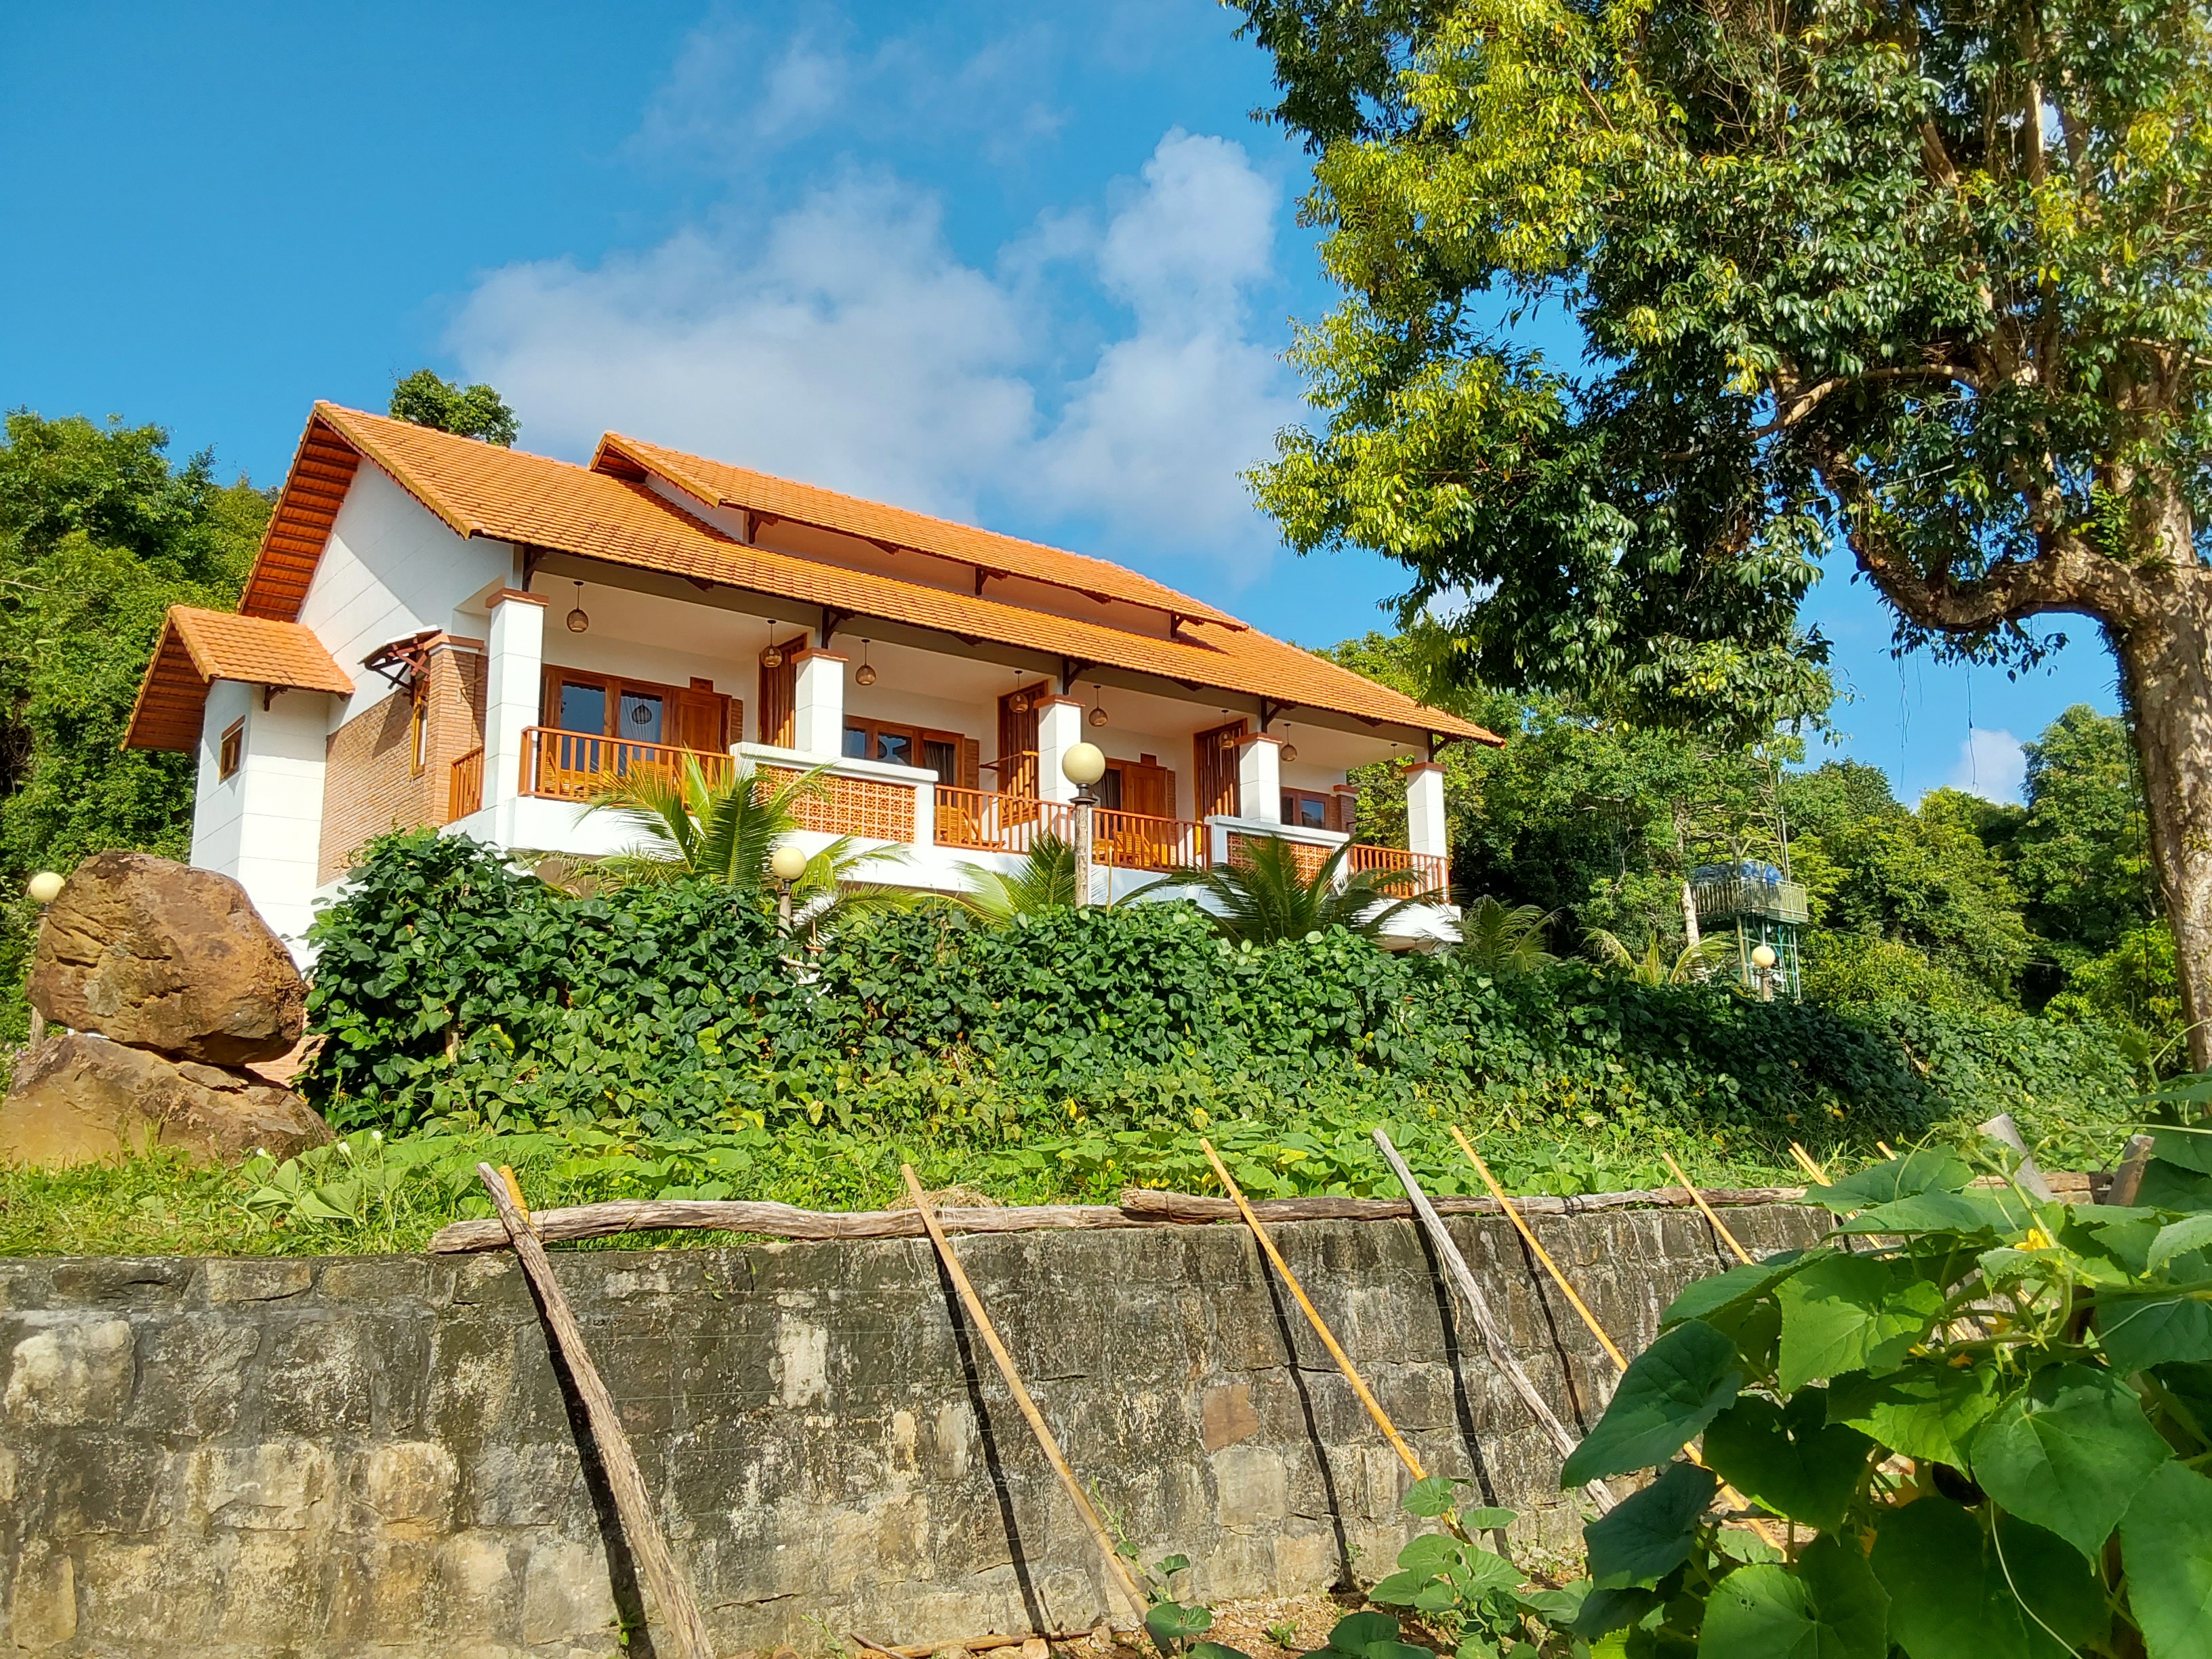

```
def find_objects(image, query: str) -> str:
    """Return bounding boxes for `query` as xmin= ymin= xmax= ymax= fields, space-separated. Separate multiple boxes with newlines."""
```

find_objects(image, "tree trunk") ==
xmin=2111 ymin=567 xmax=2212 ymax=1071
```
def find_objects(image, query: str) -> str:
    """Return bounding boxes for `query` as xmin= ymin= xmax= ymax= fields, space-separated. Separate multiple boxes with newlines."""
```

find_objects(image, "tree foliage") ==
xmin=387 ymin=369 xmax=518 ymax=447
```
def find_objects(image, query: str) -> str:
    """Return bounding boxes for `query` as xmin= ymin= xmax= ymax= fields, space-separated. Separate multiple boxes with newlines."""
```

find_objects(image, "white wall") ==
xmin=189 ymin=680 xmax=331 ymax=957
xmin=300 ymin=462 xmax=508 ymax=727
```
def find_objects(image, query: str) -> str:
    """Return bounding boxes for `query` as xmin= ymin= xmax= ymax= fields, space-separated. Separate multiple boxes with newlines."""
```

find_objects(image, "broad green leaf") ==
xmin=1364 ymin=1643 xmax=1437 ymax=1659
xmin=2099 ymin=1294 xmax=2212 ymax=1373
xmin=1702 ymin=1389 xmax=1873 ymax=1531
xmin=1461 ymin=1506 xmax=1517 ymax=1531
xmin=2150 ymin=1124 xmax=2212 ymax=1179
xmin=1810 ymin=1150 xmax=1975 ymax=1214
xmin=1569 ymin=1583 xmax=1663 ymax=1641
xmin=1869 ymin=1496 xmax=2107 ymax=1659
xmin=1695 ymin=1540 xmax=1888 ymax=1659
xmin=1366 ymin=1573 xmax=1430 ymax=1607
xmin=2148 ymin=1212 xmax=2212 ymax=1273
xmin=2118 ymin=1461 xmax=2212 ymax=1659
xmin=1970 ymin=1364 xmax=2173 ymax=1559
xmin=1585 ymin=1460 xmax=1716 ymax=1588
xmin=1319 ymin=1613 xmax=1399 ymax=1656
xmin=1776 ymin=1254 xmax=1946 ymax=1393
xmin=1561 ymin=1319 xmax=1743 ymax=1487
xmin=2139 ymin=1159 xmax=2212 ymax=1211
xmin=1840 ymin=1189 xmax=2021 ymax=1237
xmin=1662 ymin=1254 xmax=1816 ymax=1327
xmin=1396 ymin=1533 xmax=1458 ymax=1572
xmin=1147 ymin=1603 xmax=1212 ymax=1646
xmin=1401 ymin=1475 xmax=1459 ymax=1517
xmin=1449 ymin=1549 xmax=1523 ymax=1599
xmin=1186 ymin=1645 xmax=1252 ymax=1659
xmin=1825 ymin=1363 xmax=2002 ymax=1469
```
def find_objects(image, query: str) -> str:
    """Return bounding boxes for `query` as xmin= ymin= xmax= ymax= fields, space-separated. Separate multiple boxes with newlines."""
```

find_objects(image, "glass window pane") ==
xmin=844 ymin=724 xmax=871 ymax=758
xmin=558 ymin=682 xmax=608 ymax=734
xmin=619 ymin=693 xmax=663 ymax=743
xmin=1299 ymin=796 xmax=1328 ymax=828
xmin=876 ymin=731 xmax=913 ymax=766
xmin=1097 ymin=769 xmax=1124 ymax=811
xmin=924 ymin=739 xmax=958 ymax=781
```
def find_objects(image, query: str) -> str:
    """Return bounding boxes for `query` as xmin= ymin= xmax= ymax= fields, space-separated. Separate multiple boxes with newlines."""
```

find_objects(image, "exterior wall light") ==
xmin=26 ymin=871 xmax=64 ymax=905
xmin=760 ymin=621 xmax=785 ymax=670
xmin=769 ymin=844 xmax=808 ymax=883
xmin=1279 ymin=727 xmax=1298 ymax=764
xmin=565 ymin=581 xmax=590 ymax=634
xmin=1749 ymin=943 xmax=1779 ymax=970
xmin=855 ymin=640 xmax=877 ymax=687
xmin=1061 ymin=742 xmax=1107 ymax=789
xmin=1088 ymin=688 xmax=1108 ymax=727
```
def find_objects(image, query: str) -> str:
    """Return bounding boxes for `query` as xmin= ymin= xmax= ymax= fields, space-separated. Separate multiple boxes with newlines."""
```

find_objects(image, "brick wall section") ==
xmin=0 ymin=1204 xmax=1825 ymax=1657
xmin=316 ymin=643 xmax=486 ymax=884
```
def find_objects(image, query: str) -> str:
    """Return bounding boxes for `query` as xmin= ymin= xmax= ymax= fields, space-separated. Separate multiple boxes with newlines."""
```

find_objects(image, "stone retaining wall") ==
xmin=0 ymin=1205 xmax=1823 ymax=1658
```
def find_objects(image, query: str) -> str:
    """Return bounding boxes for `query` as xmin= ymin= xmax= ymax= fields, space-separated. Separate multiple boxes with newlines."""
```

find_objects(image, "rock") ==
xmin=0 ymin=1032 xmax=331 ymax=1170
xmin=26 ymin=851 xmax=306 ymax=1065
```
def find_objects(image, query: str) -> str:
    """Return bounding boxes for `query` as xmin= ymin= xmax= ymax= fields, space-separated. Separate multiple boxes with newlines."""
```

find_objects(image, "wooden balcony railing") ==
xmin=979 ymin=750 xmax=1040 ymax=799
xmin=935 ymin=785 xmax=1074 ymax=855
xmin=1094 ymin=808 xmax=1207 ymax=873
xmin=448 ymin=746 xmax=485 ymax=820
xmin=1347 ymin=842 xmax=1449 ymax=896
xmin=522 ymin=727 xmax=733 ymax=803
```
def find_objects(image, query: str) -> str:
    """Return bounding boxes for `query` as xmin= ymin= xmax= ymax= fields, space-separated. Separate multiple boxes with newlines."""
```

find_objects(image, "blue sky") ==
xmin=1 ymin=1 xmax=2119 ymax=802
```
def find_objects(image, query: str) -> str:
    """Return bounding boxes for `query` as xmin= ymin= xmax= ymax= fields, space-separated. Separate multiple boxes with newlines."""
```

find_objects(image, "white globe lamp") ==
xmin=26 ymin=871 xmax=64 ymax=906
xmin=1062 ymin=743 xmax=1107 ymax=790
xmin=769 ymin=844 xmax=809 ymax=884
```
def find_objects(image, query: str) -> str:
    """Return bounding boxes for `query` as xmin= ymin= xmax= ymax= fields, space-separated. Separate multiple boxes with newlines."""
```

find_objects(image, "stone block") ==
xmin=123 ymin=1313 xmax=260 ymax=1435
xmin=184 ymin=1440 xmax=333 ymax=1531
xmin=4 ymin=1316 xmax=134 ymax=1426
xmin=8 ymin=1539 xmax=75 ymax=1650
xmin=363 ymin=1441 xmax=458 ymax=1531
xmin=202 ymin=1259 xmax=314 ymax=1303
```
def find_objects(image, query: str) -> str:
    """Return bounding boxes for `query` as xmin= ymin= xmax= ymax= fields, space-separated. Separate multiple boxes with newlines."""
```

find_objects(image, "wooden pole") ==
xmin=1447 ymin=1128 xmax=1629 ymax=1372
xmin=899 ymin=1166 xmax=1149 ymax=1624
xmin=1197 ymin=1139 xmax=1428 ymax=1481
xmin=474 ymin=1164 xmax=718 ymax=1659
xmin=1656 ymin=1149 xmax=1754 ymax=1265
xmin=1370 ymin=1131 xmax=1615 ymax=1513
xmin=1787 ymin=1143 xmax=1829 ymax=1185
xmin=2107 ymin=1133 xmax=2157 ymax=1206
xmin=1978 ymin=1113 xmax=2056 ymax=1202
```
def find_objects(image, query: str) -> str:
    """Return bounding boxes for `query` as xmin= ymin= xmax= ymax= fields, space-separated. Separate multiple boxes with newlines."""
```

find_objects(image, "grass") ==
xmin=1 ymin=1083 xmax=2135 ymax=1259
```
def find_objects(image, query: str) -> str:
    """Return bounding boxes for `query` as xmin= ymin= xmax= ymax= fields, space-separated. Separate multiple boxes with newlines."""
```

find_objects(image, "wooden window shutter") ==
xmin=757 ymin=636 xmax=805 ymax=747
xmin=1193 ymin=719 xmax=1246 ymax=819
xmin=960 ymin=737 xmax=980 ymax=791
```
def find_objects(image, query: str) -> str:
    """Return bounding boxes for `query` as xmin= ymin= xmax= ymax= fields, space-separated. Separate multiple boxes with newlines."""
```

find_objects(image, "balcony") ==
xmin=473 ymin=727 xmax=1447 ymax=898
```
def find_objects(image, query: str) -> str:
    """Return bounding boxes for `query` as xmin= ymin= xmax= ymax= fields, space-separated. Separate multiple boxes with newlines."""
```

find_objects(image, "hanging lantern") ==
xmin=855 ymin=640 xmax=878 ymax=687
xmin=1007 ymin=671 xmax=1030 ymax=714
xmin=760 ymin=620 xmax=784 ymax=670
xmin=1088 ymin=703 xmax=1108 ymax=729
xmin=1281 ymin=743 xmax=1298 ymax=764
xmin=565 ymin=581 xmax=590 ymax=634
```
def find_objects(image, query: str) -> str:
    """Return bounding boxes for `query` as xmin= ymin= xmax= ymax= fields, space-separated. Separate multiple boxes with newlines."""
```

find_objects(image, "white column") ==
xmin=792 ymin=649 xmax=847 ymax=757
xmin=1405 ymin=761 xmax=1448 ymax=858
xmin=485 ymin=589 xmax=546 ymax=834
xmin=1034 ymin=695 xmax=1084 ymax=804
xmin=232 ymin=689 xmax=333 ymax=956
xmin=1237 ymin=734 xmax=1284 ymax=823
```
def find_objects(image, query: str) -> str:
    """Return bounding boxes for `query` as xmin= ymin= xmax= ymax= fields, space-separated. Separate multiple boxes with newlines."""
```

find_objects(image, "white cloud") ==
xmin=448 ymin=129 xmax=1300 ymax=575
xmin=1946 ymin=728 xmax=2028 ymax=802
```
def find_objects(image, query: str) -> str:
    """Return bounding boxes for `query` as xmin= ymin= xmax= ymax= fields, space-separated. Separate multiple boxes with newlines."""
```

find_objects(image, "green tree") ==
xmin=1235 ymin=0 xmax=2212 ymax=1062
xmin=388 ymin=369 xmax=519 ymax=447
xmin=1160 ymin=834 xmax=1429 ymax=943
xmin=2012 ymin=704 xmax=2155 ymax=957
xmin=1820 ymin=790 xmax=2036 ymax=994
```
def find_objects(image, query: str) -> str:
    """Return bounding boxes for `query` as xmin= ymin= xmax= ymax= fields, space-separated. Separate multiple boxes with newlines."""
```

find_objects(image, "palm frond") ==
xmin=1456 ymin=897 xmax=1558 ymax=972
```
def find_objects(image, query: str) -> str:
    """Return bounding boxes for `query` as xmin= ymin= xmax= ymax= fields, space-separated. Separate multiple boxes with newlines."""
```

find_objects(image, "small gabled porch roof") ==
xmin=125 ymin=606 xmax=354 ymax=751
xmin=221 ymin=403 xmax=1502 ymax=747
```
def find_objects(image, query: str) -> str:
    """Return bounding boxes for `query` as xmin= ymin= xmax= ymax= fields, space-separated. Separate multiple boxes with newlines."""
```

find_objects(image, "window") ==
xmin=409 ymin=694 xmax=428 ymax=777
xmin=844 ymin=717 xmax=964 ymax=781
xmin=217 ymin=719 xmax=244 ymax=781
xmin=1282 ymin=789 xmax=1334 ymax=830
xmin=558 ymin=680 xmax=609 ymax=735
xmin=618 ymin=690 xmax=663 ymax=743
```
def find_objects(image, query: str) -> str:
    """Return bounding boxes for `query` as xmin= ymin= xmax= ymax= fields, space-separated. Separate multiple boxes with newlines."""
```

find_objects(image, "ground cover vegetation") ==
xmin=1231 ymin=0 xmax=2212 ymax=1072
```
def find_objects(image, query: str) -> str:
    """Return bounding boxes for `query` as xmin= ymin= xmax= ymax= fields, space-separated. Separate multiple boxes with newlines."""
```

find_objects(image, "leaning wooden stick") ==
xmin=1198 ymin=1139 xmax=1429 ymax=1481
xmin=1787 ymin=1143 xmax=1830 ymax=1185
xmin=1450 ymin=1128 xmax=1629 ymax=1373
xmin=1657 ymin=1149 xmax=1754 ymax=1265
xmin=475 ymin=1164 xmax=718 ymax=1659
xmin=1370 ymin=1131 xmax=1615 ymax=1514
xmin=900 ymin=1166 xmax=1149 ymax=1624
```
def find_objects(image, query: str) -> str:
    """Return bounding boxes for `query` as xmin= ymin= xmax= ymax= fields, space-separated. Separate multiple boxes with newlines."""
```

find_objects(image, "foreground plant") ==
xmin=1158 ymin=833 xmax=1431 ymax=944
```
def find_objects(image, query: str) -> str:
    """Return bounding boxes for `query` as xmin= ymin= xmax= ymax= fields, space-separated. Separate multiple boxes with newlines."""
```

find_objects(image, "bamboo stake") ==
xmin=476 ymin=1164 xmax=717 ymax=1659
xmin=1449 ymin=1128 xmax=1629 ymax=1373
xmin=1199 ymin=1139 xmax=1428 ymax=1482
xmin=1656 ymin=1149 xmax=1754 ymax=1265
xmin=1370 ymin=1131 xmax=1615 ymax=1513
xmin=1787 ymin=1143 xmax=1829 ymax=1185
xmin=1875 ymin=1141 xmax=1897 ymax=1159
xmin=899 ymin=1166 xmax=1149 ymax=1624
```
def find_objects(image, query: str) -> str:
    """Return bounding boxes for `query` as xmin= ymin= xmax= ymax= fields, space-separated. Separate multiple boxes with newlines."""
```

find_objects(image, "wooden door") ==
xmin=672 ymin=680 xmax=731 ymax=753
xmin=756 ymin=636 xmax=806 ymax=747
xmin=996 ymin=682 xmax=1048 ymax=796
xmin=1124 ymin=761 xmax=1172 ymax=819
xmin=1193 ymin=719 xmax=1246 ymax=819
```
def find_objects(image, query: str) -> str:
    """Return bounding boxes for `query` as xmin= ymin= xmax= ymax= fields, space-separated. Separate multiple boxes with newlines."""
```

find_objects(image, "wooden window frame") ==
xmin=408 ymin=687 xmax=429 ymax=778
xmin=541 ymin=667 xmax=728 ymax=752
xmin=1281 ymin=787 xmax=1336 ymax=831
xmin=844 ymin=715 xmax=966 ymax=780
xmin=217 ymin=718 xmax=245 ymax=782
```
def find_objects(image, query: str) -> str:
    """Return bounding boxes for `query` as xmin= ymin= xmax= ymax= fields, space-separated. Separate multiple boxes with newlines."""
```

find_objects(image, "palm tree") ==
xmin=956 ymin=832 xmax=1084 ymax=922
xmin=1584 ymin=927 xmax=1730 ymax=986
xmin=1456 ymin=898 xmax=1558 ymax=973
xmin=1157 ymin=834 xmax=1429 ymax=945
xmin=586 ymin=756 xmax=897 ymax=918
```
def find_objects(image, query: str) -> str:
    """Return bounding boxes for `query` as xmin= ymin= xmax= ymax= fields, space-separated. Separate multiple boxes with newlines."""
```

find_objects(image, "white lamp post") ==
xmin=1749 ymin=941 xmax=1779 ymax=1002
xmin=1062 ymin=741 xmax=1107 ymax=907
xmin=25 ymin=871 xmax=62 ymax=1049
xmin=769 ymin=843 xmax=808 ymax=928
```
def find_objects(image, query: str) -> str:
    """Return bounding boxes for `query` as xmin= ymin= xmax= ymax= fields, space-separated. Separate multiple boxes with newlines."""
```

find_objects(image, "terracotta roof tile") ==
xmin=125 ymin=607 xmax=354 ymax=752
xmin=591 ymin=432 xmax=1244 ymax=627
xmin=225 ymin=404 xmax=1500 ymax=744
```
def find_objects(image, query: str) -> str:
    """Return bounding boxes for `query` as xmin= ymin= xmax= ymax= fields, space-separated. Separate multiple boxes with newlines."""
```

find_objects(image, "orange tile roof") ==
xmin=223 ymin=404 xmax=1499 ymax=744
xmin=592 ymin=432 xmax=1244 ymax=628
xmin=125 ymin=607 xmax=354 ymax=752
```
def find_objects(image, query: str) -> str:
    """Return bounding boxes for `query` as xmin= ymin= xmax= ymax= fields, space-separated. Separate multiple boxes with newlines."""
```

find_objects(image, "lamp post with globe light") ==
xmin=1061 ymin=742 xmax=1107 ymax=907
xmin=769 ymin=843 xmax=808 ymax=928
xmin=24 ymin=872 xmax=63 ymax=1050
xmin=1749 ymin=942 xmax=1779 ymax=1002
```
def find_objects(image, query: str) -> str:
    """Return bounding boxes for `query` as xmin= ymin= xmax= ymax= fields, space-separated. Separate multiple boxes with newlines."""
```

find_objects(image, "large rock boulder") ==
xmin=0 ymin=1033 xmax=331 ymax=1169
xmin=26 ymin=851 xmax=306 ymax=1065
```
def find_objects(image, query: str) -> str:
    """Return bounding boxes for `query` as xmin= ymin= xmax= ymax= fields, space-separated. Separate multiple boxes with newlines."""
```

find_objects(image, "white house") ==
xmin=126 ymin=404 xmax=1498 ymax=951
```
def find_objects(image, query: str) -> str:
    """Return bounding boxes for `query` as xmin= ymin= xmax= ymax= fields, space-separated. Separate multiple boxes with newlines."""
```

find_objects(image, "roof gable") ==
xmin=125 ymin=607 xmax=353 ymax=752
